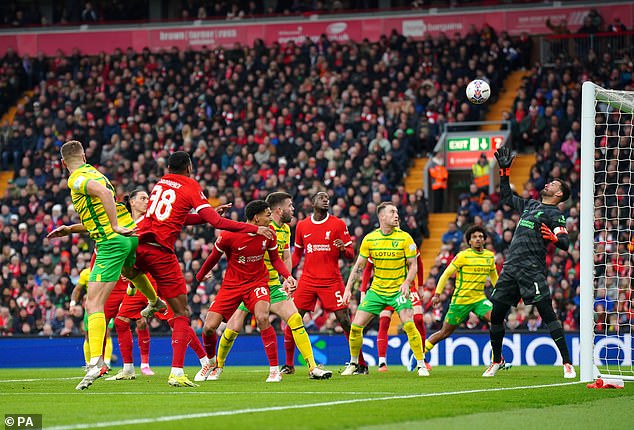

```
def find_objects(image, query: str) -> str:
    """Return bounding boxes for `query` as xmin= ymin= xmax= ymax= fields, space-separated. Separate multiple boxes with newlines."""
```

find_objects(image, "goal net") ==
xmin=580 ymin=82 xmax=634 ymax=382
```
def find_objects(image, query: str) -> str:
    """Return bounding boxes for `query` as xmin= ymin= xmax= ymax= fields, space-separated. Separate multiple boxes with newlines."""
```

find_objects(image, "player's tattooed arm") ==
xmin=343 ymin=256 xmax=367 ymax=304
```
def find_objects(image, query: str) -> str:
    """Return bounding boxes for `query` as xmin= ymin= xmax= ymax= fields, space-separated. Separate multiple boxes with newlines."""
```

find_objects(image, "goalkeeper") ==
xmin=483 ymin=145 xmax=576 ymax=379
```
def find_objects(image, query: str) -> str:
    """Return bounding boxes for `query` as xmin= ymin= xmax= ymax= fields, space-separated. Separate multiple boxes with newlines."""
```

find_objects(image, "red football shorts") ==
xmin=210 ymin=283 xmax=270 ymax=322
xmin=293 ymin=280 xmax=346 ymax=312
xmin=118 ymin=292 xmax=174 ymax=321
xmin=135 ymin=242 xmax=185 ymax=299
xmin=117 ymin=275 xmax=173 ymax=321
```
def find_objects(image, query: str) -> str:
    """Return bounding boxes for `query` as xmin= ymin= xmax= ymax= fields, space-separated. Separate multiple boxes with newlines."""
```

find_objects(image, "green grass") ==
xmin=0 ymin=366 xmax=632 ymax=429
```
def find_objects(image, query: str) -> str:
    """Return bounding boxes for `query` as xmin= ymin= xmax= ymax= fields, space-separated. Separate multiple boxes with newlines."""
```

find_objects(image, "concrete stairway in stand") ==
xmin=481 ymin=70 xmax=531 ymax=129
xmin=420 ymin=212 xmax=457 ymax=280
xmin=404 ymin=157 xmax=428 ymax=195
xmin=0 ymin=91 xmax=34 ymax=197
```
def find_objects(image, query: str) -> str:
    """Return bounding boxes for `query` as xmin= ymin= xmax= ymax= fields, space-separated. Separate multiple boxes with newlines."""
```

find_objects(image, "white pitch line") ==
xmin=0 ymin=377 xmax=80 ymax=383
xmin=46 ymin=381 xmax=583 ymax=430
xmin=0 ymin=391 xmax=396 ymax=396
xmin=0 ymin=369 xmax=292 ymax=382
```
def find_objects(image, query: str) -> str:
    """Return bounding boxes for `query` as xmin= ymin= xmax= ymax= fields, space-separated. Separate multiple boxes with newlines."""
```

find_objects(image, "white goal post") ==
xmin=580 ymin=81 xmax=633 ymax=382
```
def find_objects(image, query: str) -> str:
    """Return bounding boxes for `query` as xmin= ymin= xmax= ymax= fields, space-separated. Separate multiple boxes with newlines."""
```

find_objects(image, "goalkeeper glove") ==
xmin=628 ymin=239 xmax=634 ymax=253
xmin=494 ymin=145 xmax=516 ymax=176
xmin=540 ymin=223 xmax=558 ymax=243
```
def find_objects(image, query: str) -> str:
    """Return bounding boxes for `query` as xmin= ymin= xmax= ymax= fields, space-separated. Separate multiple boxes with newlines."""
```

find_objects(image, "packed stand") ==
xmin=0 ymin=25 xmax=525 ymax=336
xmin=0 ymin=0 xmax=551 ymax=27
xmin=425 ymin=9 xmax=633 ymax=334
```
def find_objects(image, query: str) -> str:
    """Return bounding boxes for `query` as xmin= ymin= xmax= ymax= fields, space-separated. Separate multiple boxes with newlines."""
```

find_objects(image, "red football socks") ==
xmin=115 ymin=318 xmax=133 ymax=364
xmin=283 ymin=325 xmax=295 ymax=366
xmin=171 ymin=316 xmax=190 ymax=368
xmin=377 ymin=316 xmax=391 ymax=359
xmin=260 ymin=326 xmax=279 ymax=366
xmin=136 ymin=326 xmax=150 ymax=364
xmin=414 ymin=313 xmax=427 ymax=343
xmin=202 ymin=331 xmax=218 ymax=359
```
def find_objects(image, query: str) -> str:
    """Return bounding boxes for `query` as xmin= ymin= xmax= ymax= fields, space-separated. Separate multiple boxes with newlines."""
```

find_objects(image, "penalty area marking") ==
xmin=46 ymin=381 xmax=584 ymax=430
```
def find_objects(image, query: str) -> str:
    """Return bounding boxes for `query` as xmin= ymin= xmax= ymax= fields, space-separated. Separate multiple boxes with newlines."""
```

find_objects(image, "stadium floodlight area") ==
xmin=580 ymin=81 xmax=634 ymax=382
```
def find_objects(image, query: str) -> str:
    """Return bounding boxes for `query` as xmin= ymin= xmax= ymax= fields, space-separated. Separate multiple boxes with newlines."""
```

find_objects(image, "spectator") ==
xmin=50 ymin=308 xmax=66 ymax=334
xmin=441 ymin=222 xmax=463 ymax=254
xmin=58 ymin=317 xmax=79 ymax=336
xmin=80 ymin=2 xmax=98 ymax=23
xmin=607 ymin=17 xmax=627 ymax=33
xmin=428 ymin=152 xmax=448 ymax=213
xmin=471 ymin=152 xmax=491 ymax=195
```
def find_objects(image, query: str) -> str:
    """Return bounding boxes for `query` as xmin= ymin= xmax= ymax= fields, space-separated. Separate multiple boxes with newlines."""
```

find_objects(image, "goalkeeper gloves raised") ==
xmin=494 ymin=145 xmax=516 ymax=176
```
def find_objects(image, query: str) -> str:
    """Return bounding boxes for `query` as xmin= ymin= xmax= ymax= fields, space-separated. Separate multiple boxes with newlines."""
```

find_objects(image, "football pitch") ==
xmin=1 ymin=366 xmax=633 ymax=430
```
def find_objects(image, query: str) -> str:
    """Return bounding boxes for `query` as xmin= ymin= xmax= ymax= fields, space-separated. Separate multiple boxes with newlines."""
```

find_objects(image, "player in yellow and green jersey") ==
xmin=425 ymin=225 xmax=499 ymax=356
xmin=199 ymin=192 xmax=332 ymax=382
xmin=70 ymin=268 xmax=114 ymax=368
xmin=341 ymin=202 xmax=428 ymax=377
xmin=49 ymin=140 xmax=162 ymax=391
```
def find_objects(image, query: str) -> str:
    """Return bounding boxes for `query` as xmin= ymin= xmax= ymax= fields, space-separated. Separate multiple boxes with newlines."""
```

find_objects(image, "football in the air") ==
xmin=466 ymin=79 xmax=491 ymax=104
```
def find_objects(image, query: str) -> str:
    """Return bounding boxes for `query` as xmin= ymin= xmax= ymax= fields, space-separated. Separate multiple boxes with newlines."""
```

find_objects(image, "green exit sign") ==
xmin=447 ymin=137 xmax=490 ymax=152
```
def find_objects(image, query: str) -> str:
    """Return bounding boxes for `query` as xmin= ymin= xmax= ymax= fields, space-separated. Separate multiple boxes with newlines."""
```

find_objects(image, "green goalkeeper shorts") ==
xmin=238 ymin=284 xmax=288 ymax=312
xmin=444 ymin=298 xmax=493 ymax=326
xmin=358 ymin=289 xmax=412 ymax=316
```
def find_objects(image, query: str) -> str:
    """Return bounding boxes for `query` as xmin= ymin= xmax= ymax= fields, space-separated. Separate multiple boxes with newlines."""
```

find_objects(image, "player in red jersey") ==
xmin=132 ymin=151 xmax=274 ymax=387
xmin=283 ymin=191 xmax=368 ymax=374
xmin=105 ymin=188 xmax=190 ymax=380
xmin=198 ymin=200 xmax=297 ymax=382
xmin=360 ymin=253 xmax=430 ymax=372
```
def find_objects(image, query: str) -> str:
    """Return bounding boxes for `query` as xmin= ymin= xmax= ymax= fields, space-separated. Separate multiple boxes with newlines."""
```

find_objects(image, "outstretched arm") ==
xmin=495 ymin=145 xmax=527 ymax=212
xmin=185 ymin=204 xmax=233 ymax=225
xmin=198 ymin=207 xmax=273 ymax=240
xmin=47 ymin=223 xmax=87 ymax=238
xmin=197 ymin=206 xmax=256 ymax=233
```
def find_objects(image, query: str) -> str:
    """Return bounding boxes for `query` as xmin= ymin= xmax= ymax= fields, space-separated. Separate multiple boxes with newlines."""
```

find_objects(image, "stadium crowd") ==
xmin=0 ymin=9 xmax=631 ymax=340
xmin=0 ymin=1 xmax=549 ymax=28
